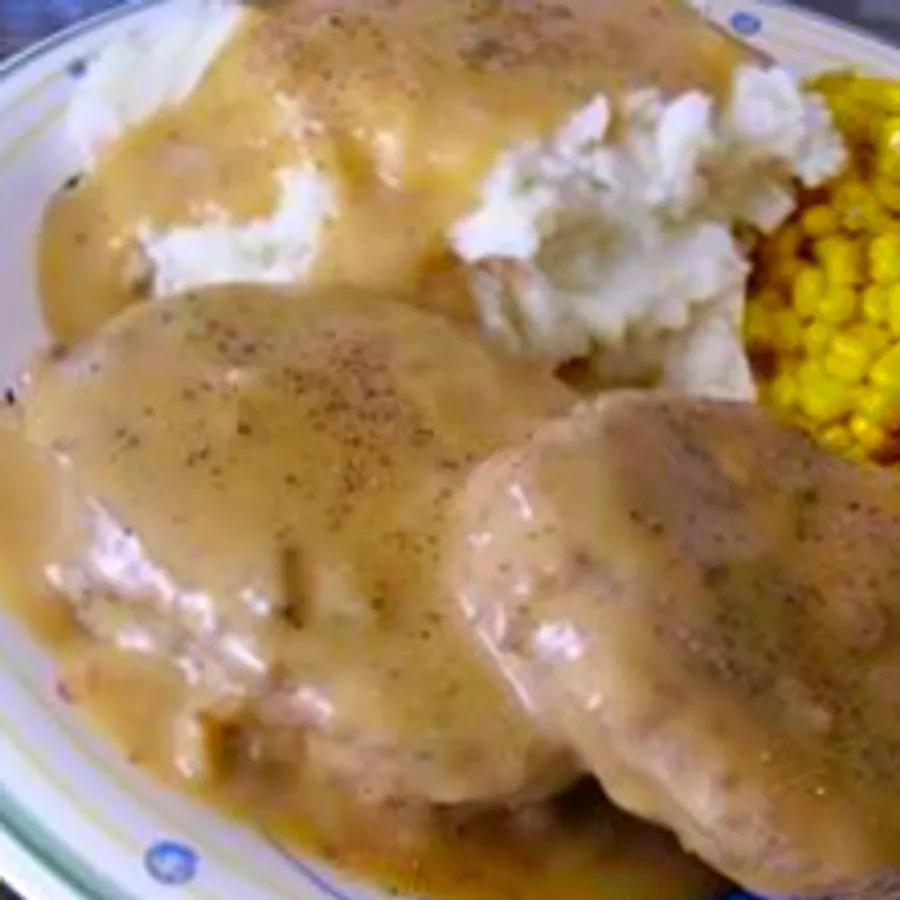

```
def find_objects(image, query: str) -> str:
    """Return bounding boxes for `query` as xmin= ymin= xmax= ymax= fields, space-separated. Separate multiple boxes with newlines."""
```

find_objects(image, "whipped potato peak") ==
xmin=452 ymin=66 xmax=847 ymax=400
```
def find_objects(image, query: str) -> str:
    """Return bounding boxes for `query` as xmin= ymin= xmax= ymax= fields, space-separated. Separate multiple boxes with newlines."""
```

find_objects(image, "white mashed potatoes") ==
xmin=68 ymin=0 xmax=846 ymax=400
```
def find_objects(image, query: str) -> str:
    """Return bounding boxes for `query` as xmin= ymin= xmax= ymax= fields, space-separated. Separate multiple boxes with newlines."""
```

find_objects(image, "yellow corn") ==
xmin=887 ymin=285 xmax=900 ymax=336
xmin=856 ymin=78 xmax=900 ymax=113
xmin=802 ymin=321 xmax=835 ymax=355
xmin=871 ymin=344 xmax=900 ymax=390
xmin=748 ymin=73 xmax=900 ymax=465
xmin=773 ymin=309 xmax=803 ymax=352
xmin=858 ymin=385 xmax=900 ymax=427
xmin=870 ymin=233 xmax=900 ymax=282
xmin=862 ymin=284 xmax=889 ymax=323
xmin=877 ymin=178 xmax=900 ymax=214
xmin=820 ymin=423 xmax=852 ymax=453
xmin=769 ymin=372 xmax=798 ymax=411
xmin=848 ymin=322 xmax=890 ymax=355
xmin=817 ymin=286 xmax=858 ymax=325
xmin=792 ymin=266 xmax=826 ymax=320
xmin=800 ymin=205 xmax=839 ymax=238
xmin=798 ymin=372 xmax=855 ymax=423
xmin=834 ymin=181 xmax=885 ymax=233
xmin=878 ymin=147 xmax=900 ymax=182
xmin=744 ymin=305 xmax=776 ymax=347
xmin=850 ymin=414 xmax=887 ymax=452
xmin=879 ymin=116 xmax=900 ymax=180
xmin=825 ymin=332 xmax=875 ymax=383
xmin=751 ymin=287 xmax=784 ymax=310
xmin=769 ymin=224 xmax=803 ymax=261
xmin=816 ymin=237 xmax=863 ymax=285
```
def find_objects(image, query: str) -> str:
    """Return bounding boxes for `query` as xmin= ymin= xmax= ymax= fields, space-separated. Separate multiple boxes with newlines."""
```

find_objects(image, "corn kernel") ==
xmin=870 ymin=233 xmax=900 ymax=283
xmin=814 ymin=71 xmax=853 ymax=94
xmin=887 ymin=286 xmax=900 ymax=337
xmin=747 ymin=73 xmax=900 ymax=465
xmin=876 ymin=178 xmax=900 ymax=214
xmin=751 ymin=287 xmax=784 ymax=309
xmin=816 ymin=237 xmax=863 ymax=285
xmin=863 ymin=79 xmax=900 ymax=113
xmin=820 ymin=424 xmax=852 ymax=453
xmin=850 ymin=414 xmax=887 ymax=452
xmin=863 ymin=284 xmax=890 ymax=323
xmin=770 ymin=224 xmax=803 ymax=261
xmin=744 ymin=305 xmax=775 ymax=347
xmin=836 ymin=185 xmax=885 ymax=233
xmin=773 ymin=309 xmax=803 ymax=352
xmin=799 ymin=372 xmax=855 ymax=423
xmin=797 ymin=358 xmax=824 ymax=380
xmin=825 ymin=332 xmax=875 ymax=383
xmin=858 ymin=385 xmax=900 ymax=427
xmin=881 ymin=116 xmax=900 ymax=155
xmin=832 ymin=99 xmax=874 ymax=142
xmin=834 ymin=178 xmax=870 ymax=212
xmin=817 ymin=286 xmax=858 ymax=325
xmin=880 ymin=151 xmax=900 ymax=182
xmin=771 ymin=256 xmax=805 ymax=289
xmin=880 ymin=118 xmax=900 ymax=181
xmin=802 ymin=321 xmax=835 ymax=355
xmin=871 ymin=344 xmax=900 ymax=390
xmin=769 ymin=372 xmax=798 ymax=411
xmin=792 ymin=266 xmax=826 ymax=320
xmin=800 ymin=205 xmax=839 ymax=238
xmin=848 ymin=322 xmax=891 ymax=355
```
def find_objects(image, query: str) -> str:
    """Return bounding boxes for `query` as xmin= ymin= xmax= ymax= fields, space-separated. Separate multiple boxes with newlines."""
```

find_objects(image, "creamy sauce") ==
xmin=0 ymin=298 xmax=726 ymax=900
xmin=448 ymin=393 xmax=900 ymax=895
xmin=39 ymin=0 xmax=753 ymax=345
xmin=24 ymin=1 xmax=756 ymax=894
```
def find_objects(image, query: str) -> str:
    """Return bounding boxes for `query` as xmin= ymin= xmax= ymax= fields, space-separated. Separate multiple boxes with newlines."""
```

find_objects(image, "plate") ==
xmin=0 ymin=2 xmax=896 ymax=899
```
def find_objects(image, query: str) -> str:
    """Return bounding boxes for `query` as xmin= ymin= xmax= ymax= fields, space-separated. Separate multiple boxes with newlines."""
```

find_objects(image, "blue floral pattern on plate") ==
xmin=730 ymin=10 xmax=764 ymax=36
xmin=145 ymin=840 xmax=200 ymax=887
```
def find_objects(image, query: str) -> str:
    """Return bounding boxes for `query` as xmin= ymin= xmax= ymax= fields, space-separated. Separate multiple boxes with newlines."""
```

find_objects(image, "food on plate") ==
xmin=9 ymin=0 xmax=900 ymax=897
xmin=43 ymin=0 xmax=843 ymax=400
xmin=2 ymin=286 xmax=723 ymax=900
xmin=749 ymin=74 xmax=900 ymax=463
xmin=23 ymin=285 xmax=576 ymax=806
xmin=447 ymin=392 xmax=900 ymax=895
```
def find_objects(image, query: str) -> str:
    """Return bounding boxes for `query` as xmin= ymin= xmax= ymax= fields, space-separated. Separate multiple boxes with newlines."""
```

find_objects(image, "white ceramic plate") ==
xmin=0 ymin=3 xmax=897 ymax=899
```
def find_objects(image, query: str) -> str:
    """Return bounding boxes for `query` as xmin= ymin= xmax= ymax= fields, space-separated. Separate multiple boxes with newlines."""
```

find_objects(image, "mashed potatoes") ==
xmin=64 ymin=0 xmax=846 ymax=400
xmin=454 ymin=68 xmax=846 ymax=397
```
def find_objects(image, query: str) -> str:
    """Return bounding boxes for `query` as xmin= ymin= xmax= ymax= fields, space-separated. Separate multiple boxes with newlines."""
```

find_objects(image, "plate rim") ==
xmin=0 ymin=5 xmax=174 ymax=894
xmin=0 ymin=0 xmax=167 ymax=83
xmin=0 ymin=2 xmax=895 ymax=899
xmin=748 ymin=0 xmax=900 ymax=51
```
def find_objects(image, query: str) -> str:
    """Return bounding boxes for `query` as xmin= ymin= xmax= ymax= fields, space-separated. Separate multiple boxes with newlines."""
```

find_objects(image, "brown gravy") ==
xmin=39 ymin=0 xmax=753 ymax=345
xmin=22 ymin=1 xmax=753 ymax=895
xmin=0 ymin=416 xmax=726 ymax=900
xmin=0 ymin=353 xmax=725 ymax=900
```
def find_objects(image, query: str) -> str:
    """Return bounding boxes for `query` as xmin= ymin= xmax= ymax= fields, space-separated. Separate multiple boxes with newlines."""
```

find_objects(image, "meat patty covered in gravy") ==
xmin=22 ymin=284 xmax=577 ymax=806
xmin=447 ymin=393 xmax=900 ymax=896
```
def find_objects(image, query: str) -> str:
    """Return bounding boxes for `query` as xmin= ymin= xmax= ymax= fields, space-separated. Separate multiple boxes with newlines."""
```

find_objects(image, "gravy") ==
xmin=40 ymin=0 xmax=753 ymax=345
xmin=0 ymin=295 xmax=727 ymax=898
xmin=23 ymin=2 xmax=754 ymax=895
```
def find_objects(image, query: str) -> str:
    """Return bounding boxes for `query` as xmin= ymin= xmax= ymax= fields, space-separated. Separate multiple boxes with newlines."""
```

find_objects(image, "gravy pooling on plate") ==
xmin=19 ymin=0 xmax=900 ymax=897
xmin=39 ymin=0 xmax=754 ymax=344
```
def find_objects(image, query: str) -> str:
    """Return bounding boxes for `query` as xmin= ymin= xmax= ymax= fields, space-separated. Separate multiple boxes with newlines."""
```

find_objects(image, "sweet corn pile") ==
xmin=747 ymin=74 xmax=900 ymax=464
